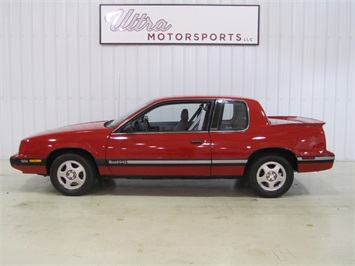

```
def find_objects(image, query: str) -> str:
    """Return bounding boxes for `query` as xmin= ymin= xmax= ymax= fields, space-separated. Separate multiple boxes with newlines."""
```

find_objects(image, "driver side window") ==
xmin=130 ymin=102 xmax=211 ymax=132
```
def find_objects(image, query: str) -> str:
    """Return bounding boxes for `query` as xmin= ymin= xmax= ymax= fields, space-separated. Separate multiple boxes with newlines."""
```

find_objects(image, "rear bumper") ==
xmin=10 ymin=154 xmax=47 ymax=175
xmin=297 ymin=153 xmax=335 ymax=172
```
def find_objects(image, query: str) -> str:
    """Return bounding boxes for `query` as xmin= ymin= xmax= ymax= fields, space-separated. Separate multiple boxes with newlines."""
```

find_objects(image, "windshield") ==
xmin=105 ymin=100 xmax=154 ymax=128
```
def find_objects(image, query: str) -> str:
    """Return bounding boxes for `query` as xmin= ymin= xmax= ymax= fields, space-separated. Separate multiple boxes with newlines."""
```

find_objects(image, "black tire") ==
xmin=50 ymin=153 xmax=97 ymax=196
xmin=248 ymin=155 xmax=294 ymax=198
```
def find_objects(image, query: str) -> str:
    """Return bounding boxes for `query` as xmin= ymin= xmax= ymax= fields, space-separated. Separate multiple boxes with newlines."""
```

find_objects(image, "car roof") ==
xmin=153 ymin=95 xmax=256 ymax=102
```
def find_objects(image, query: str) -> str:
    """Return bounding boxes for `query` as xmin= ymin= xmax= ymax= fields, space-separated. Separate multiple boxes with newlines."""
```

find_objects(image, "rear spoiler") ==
xmin=268 ymin=116 xmax=325 ymax=126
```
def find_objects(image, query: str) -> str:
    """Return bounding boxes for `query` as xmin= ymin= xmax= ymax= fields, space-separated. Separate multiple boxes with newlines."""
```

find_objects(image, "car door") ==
xmin=209 ymin=99 xmax=251 ymax=176
xmin=106 ymin=100 xmax=213 ymax=177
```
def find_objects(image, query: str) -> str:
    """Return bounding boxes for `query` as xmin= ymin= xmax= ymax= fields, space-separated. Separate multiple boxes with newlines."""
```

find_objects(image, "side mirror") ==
xmin=122 ymin=125 xmax=134 ymax=133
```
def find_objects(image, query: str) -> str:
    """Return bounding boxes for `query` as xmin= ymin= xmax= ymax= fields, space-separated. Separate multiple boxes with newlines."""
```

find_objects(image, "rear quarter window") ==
xmin=218 ymin=101 xmax=248 ymax=131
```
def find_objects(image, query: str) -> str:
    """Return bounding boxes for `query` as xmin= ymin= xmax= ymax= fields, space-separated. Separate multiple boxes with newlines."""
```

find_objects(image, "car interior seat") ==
xmin=174 ymin=109 xmax=189 ymax=131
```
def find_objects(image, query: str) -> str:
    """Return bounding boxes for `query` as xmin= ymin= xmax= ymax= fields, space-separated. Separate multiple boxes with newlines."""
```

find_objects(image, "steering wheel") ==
xmin=142 ymin=115 xmax=150 ymax=131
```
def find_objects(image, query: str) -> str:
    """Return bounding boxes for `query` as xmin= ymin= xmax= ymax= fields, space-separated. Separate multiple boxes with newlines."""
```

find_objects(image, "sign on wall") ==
xmin=100 ymin=5 xmax=259 ymax=45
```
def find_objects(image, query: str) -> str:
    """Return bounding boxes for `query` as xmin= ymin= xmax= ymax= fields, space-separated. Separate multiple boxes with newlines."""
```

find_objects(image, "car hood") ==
xmin=28 ymin=121 xmax=110 ymax=138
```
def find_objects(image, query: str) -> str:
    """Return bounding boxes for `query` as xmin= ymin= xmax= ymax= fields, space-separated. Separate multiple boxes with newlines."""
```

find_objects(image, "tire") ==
xmin=50 ymin=153 xmax=97 ymax=196
xmin=248 ymin=155 xmax=294 ymax=198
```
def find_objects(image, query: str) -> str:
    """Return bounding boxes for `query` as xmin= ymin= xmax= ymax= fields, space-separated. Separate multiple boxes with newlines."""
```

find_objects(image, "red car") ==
xmin=10 ymin=96 xmax=334 ymax=197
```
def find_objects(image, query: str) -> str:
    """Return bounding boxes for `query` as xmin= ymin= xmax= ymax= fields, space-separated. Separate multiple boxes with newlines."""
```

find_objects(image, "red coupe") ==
xmin=10 ymin=96 xmax=335 ymax=197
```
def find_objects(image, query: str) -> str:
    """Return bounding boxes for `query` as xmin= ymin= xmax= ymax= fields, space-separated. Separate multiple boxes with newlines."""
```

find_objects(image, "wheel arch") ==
xmin=46 ymin=148 xmax=99 ymax=175
xmin=244 ymin=148 xmax=298 ymax=176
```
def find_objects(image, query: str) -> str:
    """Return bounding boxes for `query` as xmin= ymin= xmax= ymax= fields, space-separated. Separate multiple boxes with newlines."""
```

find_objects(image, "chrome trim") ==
xmin=124 ymin=159 xmax=211 ymax=165
xmin=107 ymin=159 xmax=248 ymax=165
xmin=297 ymin=156 xmax=335 ymax=162
xmin=212 ymin=159 xmax=248 ymax=164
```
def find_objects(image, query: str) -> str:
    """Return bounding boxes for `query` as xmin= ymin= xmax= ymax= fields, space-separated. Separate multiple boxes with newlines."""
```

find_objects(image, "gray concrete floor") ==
xmin=1 ymin=160 xmax=354 ymax=265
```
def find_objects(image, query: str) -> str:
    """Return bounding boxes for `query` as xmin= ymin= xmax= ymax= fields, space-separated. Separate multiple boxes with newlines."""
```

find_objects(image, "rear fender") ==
xmin=244 ymin=148 xmax=298 ymax=176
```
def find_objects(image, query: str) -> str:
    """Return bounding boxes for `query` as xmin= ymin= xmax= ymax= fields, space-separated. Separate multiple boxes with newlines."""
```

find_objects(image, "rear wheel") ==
xmin=248 ymin=155 xmax=294 ymax=198
xmin=50 ymin=154 xmax=96 ymax=196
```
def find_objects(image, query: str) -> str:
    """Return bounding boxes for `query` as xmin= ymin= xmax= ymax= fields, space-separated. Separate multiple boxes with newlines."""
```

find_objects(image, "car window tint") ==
xmin=131 ymin=102 xmax=211 ymax=133
xmin=222 ymin=103 xmax=234 ymax=120
xmin=148 ymin=104 xmax=198 ymax=123
xmin=218 ymin=101 xmax=248 ymax=131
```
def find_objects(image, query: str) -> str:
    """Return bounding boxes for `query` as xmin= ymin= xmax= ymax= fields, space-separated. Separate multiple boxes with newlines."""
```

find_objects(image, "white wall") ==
xmin=1 ymin=0 xmax=354 ymax=160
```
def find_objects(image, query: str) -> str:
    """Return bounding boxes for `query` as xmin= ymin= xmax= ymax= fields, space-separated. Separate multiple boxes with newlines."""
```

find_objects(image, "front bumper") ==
xmin=10 ymin=154 xmax=47 ymax=175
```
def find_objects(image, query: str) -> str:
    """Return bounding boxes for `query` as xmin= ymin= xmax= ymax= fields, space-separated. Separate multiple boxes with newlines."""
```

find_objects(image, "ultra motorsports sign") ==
xmin=100 ymin=5 xmax=259 ymax=45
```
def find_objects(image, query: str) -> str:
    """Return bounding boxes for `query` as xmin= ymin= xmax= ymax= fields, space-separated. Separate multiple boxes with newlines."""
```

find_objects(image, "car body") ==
xmin=10 ymin=96 xmax=335 ymax=197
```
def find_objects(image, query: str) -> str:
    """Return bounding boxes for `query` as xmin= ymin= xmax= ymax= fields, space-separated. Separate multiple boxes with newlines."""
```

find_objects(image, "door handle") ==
xmin=190 ymin=139 xmax=205 ymax=144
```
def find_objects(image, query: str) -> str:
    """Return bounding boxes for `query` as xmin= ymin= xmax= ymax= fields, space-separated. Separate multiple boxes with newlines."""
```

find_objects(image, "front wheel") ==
xmin=50 ymin=154 xmax=96 ymax=196
xmin=248 ymin=155 xmax=294 ymax=198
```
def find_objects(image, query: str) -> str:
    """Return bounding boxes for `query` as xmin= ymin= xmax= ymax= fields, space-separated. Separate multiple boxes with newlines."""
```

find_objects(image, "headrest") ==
xmin=181 ymin=109 xmax=189 ymax=120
